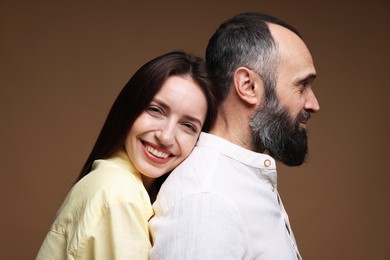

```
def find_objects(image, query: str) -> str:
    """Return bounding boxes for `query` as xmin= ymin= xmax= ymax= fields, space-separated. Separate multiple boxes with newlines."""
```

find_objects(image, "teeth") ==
xmin=147 ymin=145 xmax=169 ymax=159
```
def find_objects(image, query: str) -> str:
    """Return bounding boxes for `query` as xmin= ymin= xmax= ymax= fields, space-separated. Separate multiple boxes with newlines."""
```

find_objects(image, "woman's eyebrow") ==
xmin=182 ymin=114 xmax=202 ymax=126
xmin=152 ymin=98 xmax=203 ymax=126
xmin=151 ymin=98 xmax=171 ymax=113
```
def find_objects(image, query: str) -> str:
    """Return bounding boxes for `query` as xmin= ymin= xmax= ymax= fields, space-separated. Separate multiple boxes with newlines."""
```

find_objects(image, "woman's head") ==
xmin=79 ymin=51 xmax=219 ymax=181
xmin=125 ymin=75 xmax=209 ymax=188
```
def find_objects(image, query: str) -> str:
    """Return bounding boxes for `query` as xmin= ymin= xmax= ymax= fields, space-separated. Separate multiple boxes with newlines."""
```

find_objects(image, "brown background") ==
xmin=1 ymin=1 xmax=389 ymax=259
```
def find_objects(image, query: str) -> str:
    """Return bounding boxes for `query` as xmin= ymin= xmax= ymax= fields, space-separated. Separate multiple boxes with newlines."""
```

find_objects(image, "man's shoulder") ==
xmin=165 ymin=148 xmax=215 ymax=184
xmin=169 ymin=143 xmax=223 ymax=183
xmin=153 ymin=146 xmax=223 ymax=213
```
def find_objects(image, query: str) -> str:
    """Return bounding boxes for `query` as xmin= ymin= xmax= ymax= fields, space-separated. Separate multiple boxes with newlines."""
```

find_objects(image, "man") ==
xmin=150 ymin=12 xmax=320 ymax=259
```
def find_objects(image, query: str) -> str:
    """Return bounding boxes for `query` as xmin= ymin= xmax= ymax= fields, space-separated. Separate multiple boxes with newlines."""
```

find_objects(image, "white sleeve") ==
xmin=150 ymin=192 xmax=249 ymax=260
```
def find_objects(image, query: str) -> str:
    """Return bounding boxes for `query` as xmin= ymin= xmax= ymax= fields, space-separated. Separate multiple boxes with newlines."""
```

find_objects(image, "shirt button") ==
xmin=264 ymin=159 xmax=271 ymax=167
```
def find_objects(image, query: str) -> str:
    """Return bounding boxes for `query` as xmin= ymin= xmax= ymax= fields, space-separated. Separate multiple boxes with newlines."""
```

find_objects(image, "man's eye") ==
xmin=303 ymin=81 xmax=310 ymax=88
xmin=297 ymin=81 xmax=308 ymax=93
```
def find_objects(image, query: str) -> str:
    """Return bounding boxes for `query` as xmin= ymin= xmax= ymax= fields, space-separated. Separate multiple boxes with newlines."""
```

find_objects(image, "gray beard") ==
xmin=249 ymin=98 xmax=310 ymax=166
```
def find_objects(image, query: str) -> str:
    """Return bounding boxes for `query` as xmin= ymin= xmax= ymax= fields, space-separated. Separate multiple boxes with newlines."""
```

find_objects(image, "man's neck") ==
xmin=209 ymin=109 xmax=255 ymax=151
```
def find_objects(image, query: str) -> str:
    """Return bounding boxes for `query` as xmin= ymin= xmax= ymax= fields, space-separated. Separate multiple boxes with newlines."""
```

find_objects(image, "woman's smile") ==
xmin=143 ymin=141 xmax=174 ymax=163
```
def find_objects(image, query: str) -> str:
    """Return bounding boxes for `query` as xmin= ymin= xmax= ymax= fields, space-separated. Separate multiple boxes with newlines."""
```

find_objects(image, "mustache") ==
xmin=298 ymin=111 xmax=311 ymax=122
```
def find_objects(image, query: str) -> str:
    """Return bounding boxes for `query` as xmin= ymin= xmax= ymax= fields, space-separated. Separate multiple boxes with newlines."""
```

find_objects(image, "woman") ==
xmin=36 ymin=51 xmax=219 ymax=259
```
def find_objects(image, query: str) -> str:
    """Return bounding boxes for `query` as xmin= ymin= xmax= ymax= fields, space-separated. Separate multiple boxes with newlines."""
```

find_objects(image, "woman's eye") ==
xmin=146 ymin=106 xmax=163 ymax=116
xmin=182 ymin=123 xmax=197 ymax=133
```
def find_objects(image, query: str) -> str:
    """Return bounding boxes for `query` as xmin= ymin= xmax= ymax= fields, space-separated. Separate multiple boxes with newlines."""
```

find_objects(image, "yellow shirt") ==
xmin=37 ymin=149 xmax=153 ymax=260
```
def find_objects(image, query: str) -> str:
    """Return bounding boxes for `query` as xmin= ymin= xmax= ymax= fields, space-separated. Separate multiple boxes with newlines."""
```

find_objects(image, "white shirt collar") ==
xmin=197 ymin=132 xmax=276 ymax=171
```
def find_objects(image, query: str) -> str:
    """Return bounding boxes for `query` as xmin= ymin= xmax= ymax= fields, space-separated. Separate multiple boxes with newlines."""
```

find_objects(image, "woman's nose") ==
xmin=155 ymin=123 xmax=175 ymax=146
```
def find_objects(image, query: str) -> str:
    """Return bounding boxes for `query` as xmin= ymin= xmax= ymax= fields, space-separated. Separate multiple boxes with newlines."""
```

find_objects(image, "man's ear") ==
xmin=233 ymin=67 xmax=263 ymax=105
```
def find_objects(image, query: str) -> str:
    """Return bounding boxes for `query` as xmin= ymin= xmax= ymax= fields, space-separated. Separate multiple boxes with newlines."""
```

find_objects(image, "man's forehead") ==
xmin=268 ymin=23 xmax=310 ymax=56
xmin=269 ymin=24 xmax=315 ymax=72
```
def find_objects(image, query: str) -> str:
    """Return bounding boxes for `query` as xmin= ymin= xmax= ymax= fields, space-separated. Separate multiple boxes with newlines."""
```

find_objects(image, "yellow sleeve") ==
xmin=73 ymin=200 xmax=151 ymax=260
xmin=37 ymin=157 xmax=153 ymax=260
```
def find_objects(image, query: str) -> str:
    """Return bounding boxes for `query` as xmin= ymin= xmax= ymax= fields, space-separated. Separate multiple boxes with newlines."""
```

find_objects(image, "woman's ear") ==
xmin=233 ymin=67 xmax=263 ymax=106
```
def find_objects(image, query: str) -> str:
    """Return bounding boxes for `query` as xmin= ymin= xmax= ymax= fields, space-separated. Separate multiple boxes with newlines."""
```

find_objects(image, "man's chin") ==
xmin=269 ymin=149 xmax=308 ymax=167
xmin=282 ymin=157 xmax=306 ymax=167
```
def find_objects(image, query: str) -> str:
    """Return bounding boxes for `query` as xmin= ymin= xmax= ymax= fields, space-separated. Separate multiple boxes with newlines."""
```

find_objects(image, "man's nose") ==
xmin=304 ymin=89 xmax=320 ymax=113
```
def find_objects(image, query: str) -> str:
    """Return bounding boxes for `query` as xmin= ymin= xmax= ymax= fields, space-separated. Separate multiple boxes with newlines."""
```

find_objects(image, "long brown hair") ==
xmin=77 ymin=51 xmax=219 ymax=181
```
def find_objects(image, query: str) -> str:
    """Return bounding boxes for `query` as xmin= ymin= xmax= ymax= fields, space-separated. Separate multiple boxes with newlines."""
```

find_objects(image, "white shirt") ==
xmin=150 ymin=132 xmax=302 ymax=259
